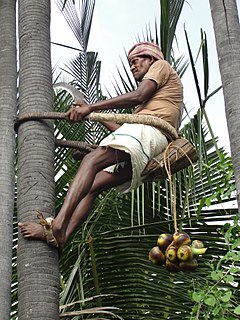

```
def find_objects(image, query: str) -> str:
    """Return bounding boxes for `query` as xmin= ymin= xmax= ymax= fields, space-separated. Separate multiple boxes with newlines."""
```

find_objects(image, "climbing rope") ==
xmin=14 ymin=111 xmax=179 ymax=141
xmin=55 ymin=139 xmax=97 ymax=152
xmin=15 ymin=109 xmax=197 ymax=182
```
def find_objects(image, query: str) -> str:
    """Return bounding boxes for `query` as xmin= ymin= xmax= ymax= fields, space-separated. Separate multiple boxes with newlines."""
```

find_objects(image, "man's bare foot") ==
xmin=18 ymin=222 xmax=46 ymax=241
xmin=18 ymin=219 xmax=66 ymax=248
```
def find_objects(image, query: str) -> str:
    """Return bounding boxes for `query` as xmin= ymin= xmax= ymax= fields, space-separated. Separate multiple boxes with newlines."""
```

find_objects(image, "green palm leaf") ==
xmin=56 ymin=0 xmax=95 ymax=50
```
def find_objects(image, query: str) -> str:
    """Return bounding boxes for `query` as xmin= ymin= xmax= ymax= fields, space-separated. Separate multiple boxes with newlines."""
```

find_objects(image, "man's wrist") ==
xmin=91 ymin=104 xmax=99 ymax=112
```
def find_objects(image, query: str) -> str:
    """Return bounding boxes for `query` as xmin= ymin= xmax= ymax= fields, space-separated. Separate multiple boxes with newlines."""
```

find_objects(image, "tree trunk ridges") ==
xmin=18 ymin=0 xmax=53 ymax=115
xmin=17 ymin=0 xmax=59 ymax=319
xmin=0 ymin=0 xmax=17 ymax=318
xmin=209 ymin=0 xmax=240 ymax=210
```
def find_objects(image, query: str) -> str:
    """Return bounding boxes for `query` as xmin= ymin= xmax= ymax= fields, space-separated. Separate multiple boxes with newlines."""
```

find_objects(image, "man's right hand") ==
xmin=66 ymin=103 xmax=92 ymax=123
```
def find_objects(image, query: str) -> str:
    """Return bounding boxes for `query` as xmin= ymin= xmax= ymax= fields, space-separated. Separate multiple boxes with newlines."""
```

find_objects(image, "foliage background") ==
xmin=11 ymin=0 xmax=239 ymax=319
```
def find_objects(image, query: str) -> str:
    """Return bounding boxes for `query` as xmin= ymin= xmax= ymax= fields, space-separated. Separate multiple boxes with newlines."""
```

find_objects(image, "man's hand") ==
xmin=66 ymin=102 xmax=92 ymax=123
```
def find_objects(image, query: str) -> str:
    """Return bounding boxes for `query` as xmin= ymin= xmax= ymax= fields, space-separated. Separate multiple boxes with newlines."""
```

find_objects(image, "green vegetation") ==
xmin=10 ymin=1 xmax=239 ymax=319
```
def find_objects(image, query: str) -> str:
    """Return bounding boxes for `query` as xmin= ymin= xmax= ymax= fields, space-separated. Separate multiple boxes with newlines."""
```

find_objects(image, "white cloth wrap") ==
xmin=99 ymin=123 xmax=168 ymax=193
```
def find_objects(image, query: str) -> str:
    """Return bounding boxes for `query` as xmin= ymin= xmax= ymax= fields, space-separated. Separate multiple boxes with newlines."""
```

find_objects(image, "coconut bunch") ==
xmin=149 ymin=232 xmax=208 ymax=272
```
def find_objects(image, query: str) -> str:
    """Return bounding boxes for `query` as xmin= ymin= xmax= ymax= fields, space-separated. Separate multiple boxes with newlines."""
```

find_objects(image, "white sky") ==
xmin=50 ymin=0 xmax=240 ymax=153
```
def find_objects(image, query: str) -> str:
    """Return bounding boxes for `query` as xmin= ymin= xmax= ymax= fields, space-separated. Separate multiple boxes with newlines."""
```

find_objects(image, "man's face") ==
xmin=129 ymin=56 xmax=152 ymax=81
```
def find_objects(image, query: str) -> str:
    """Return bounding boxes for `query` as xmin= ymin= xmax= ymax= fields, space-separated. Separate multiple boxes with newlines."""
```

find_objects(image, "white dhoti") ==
xmin=99 ymin=123 xmax=168 ymax=193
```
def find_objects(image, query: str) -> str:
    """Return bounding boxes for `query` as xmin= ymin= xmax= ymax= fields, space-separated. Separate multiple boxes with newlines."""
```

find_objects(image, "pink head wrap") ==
xmin=128 ymin=41 xmax=164 ymax=62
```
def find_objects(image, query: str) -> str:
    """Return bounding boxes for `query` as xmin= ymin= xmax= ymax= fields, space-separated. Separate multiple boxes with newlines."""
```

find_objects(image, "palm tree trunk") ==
xmin=209 ymin=0 xmax=240 ymax=212
xmin=0 ymin=0 xmax=17 ymax=317
xmin=17 ymin=0 xmax=59 ymax=318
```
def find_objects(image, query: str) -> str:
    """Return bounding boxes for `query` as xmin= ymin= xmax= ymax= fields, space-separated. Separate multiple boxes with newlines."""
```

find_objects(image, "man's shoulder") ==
xmin=150 ymin=60 xmax=180 ymax=80
xmin=149 ymin=59 xmax=171 ymax=72
xmin=152 ymin=59 xmax=170 ymax=67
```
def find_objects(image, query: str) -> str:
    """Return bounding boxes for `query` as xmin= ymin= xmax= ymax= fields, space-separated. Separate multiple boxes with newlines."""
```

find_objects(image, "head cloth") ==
xmin=128 ymin=41 xmax=164 ymax=62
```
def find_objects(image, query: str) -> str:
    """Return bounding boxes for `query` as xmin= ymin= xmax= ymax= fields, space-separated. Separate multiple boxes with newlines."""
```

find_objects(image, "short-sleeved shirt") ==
xmin=134 ymin=60 xmax=183 ymax=131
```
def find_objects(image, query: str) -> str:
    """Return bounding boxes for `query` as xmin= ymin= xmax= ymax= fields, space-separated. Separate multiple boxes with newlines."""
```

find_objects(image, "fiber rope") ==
xmin=163 ymin=142 xmax=195 ymax=233
xmin=15 ymin=111 xmax=179 ymax=141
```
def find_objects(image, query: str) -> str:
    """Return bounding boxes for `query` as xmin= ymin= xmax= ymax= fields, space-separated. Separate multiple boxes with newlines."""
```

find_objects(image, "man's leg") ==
xmin=19 ymin=146 xmax=131 ymax=247
xmin=64 ymin=164 xmax=132 ymax=243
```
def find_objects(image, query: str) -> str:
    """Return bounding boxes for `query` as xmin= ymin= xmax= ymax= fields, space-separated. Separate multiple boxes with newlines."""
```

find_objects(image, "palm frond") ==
xmin=160 ymin=0 xmax=185 ymax=62
xmin=55 ymin=0 xmax=95 ymax=50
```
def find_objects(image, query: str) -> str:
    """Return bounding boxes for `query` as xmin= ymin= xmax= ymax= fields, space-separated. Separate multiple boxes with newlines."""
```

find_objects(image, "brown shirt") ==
xmin=134 ymin=60 xmax=183 ymax=131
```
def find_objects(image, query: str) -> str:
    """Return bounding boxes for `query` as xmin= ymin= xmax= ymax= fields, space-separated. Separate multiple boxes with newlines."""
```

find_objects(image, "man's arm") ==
xmin=66 ymin=79 xmax=158 ymax=123
xmin=89 ymin=79 xmax=157 ymax=112
xmin=98 ymin=120 xmax=121 ymax=132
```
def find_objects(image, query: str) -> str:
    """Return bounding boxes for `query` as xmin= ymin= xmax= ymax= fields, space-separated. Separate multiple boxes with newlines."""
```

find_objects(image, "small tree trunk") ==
xmin=209 ymin=0 xmax=240 ymax=212
xmin=17 ymin=0 xmax=60 ymax=318
xmin=0 ymin=0 xmax=17 ymax=317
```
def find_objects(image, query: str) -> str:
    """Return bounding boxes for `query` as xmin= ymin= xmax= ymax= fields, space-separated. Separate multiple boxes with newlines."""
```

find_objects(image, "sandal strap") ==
xmin=37 ymin=212 xmax=59 ymax=248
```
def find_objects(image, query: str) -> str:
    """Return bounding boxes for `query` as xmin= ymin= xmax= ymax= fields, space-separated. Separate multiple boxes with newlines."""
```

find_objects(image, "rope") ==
xmin=55 ymin=139 xmax=97 ymax=152
xmin=163 ymin=142 xmax=195 ymax=233
xmin=14 ymin=111 xmax=179 ymax=141
xmin=163 ymin=144 xmax=178 ymax=234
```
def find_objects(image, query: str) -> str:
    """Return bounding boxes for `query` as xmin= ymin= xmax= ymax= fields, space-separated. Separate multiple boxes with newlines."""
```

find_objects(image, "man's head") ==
xmin=128 ymin=42 xmax=164 ymax=62
xmin=128 ymin=42 xmax=164 ymax=81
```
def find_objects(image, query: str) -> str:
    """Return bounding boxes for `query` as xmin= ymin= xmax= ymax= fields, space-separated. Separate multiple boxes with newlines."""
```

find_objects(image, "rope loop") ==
xmin=15 ymin=111 xmax=179 ymax=141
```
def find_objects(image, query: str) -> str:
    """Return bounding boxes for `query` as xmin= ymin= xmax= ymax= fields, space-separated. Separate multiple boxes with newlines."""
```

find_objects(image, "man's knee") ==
xmin=85 ymin=146 xmax=108 ymax=158
xmin=81 ymin=146 xmax=109 ymax=167
xmin=81 ymin=146 xmax=129 ymax=172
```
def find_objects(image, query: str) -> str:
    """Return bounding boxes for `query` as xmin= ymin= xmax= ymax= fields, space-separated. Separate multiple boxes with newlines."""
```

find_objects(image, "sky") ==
xmin=50 ymin=0 xmax=240 ymax=153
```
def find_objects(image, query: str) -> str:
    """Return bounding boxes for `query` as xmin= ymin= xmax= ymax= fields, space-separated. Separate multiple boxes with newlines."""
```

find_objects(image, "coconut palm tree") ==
xmin=209 ymin=0 xmax=240 ymax=212
xmin=0 ymin=0 xmax=17 ymax=318
xmin=17 ymin=0 xmax=59 ymax=318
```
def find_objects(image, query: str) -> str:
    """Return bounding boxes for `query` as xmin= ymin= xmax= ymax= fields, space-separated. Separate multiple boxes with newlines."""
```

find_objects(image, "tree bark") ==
xmin=17 ymin=0 xmax=59 ymax=318
xmin=0 ymin=0 xmax=17 ymax=318
xmin=209 ymin=0 xmax=240 ymax=212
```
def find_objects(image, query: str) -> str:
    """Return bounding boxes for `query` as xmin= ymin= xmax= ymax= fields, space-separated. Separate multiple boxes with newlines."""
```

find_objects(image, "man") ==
xmin=19 ymin=41 xmax=183 ymax=248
